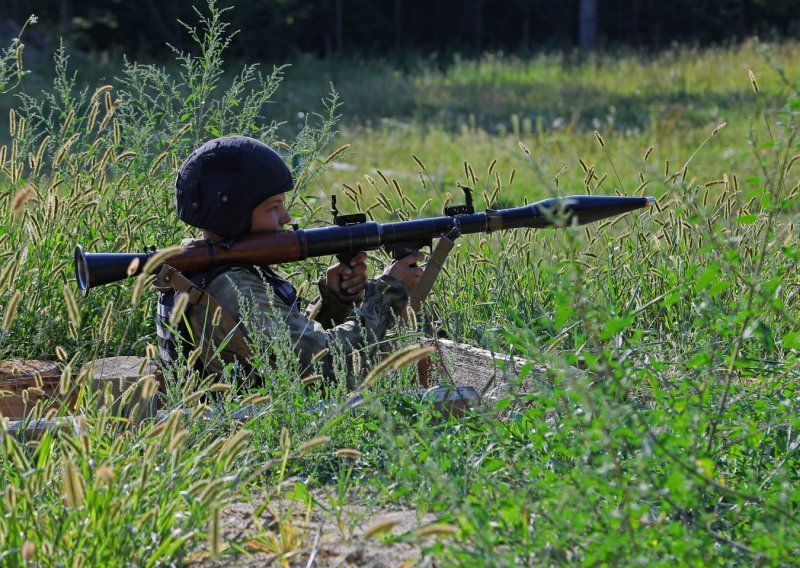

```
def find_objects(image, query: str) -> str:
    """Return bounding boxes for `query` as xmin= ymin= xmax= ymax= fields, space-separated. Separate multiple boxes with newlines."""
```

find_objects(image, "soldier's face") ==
xmin=250 ymin=193 xmax=291 ymax=233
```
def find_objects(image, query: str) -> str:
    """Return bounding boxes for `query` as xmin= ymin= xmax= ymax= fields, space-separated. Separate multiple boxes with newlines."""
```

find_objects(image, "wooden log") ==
xmin=3 ymin=417 xmax=70 ymax=441
xmin=79 ymin=356 xmax=164 ymax=422
xmin=423 ymin=339 xmax=558 ymax=397
xmin=0 ymin=359 xmax=63 ymax=420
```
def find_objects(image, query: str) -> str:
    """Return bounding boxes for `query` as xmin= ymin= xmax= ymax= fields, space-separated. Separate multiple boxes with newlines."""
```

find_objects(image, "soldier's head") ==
xmin=175 ymin=135 xmax=293 ymax=240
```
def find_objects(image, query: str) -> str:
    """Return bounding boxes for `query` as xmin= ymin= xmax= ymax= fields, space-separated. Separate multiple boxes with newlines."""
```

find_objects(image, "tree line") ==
xmin=1 ymin=0 xmax=798 ymax=60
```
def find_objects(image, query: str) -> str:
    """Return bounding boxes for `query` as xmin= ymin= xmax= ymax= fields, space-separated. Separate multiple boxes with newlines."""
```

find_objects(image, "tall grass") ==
xmin=1 ymin=1 xmax=799 ymax=564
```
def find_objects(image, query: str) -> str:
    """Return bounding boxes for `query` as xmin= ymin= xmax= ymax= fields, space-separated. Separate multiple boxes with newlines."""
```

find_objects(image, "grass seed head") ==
xmin=324 ymin=144 xmax=349 ymax=164
xmin=298 ymin=435 xmax=331 ymax=455
xmin=415 ymin=523 xmax=459 ymax=538
xmin=140 ymin=375 xmax=160 ymax=400
xmin=169 ymin=429 xmax=190 ymax=453
xmin=362 ymin=517 xmax=401 ymax=538
xmin=210 ymin=506 xmax=221 ymax=558
xmin=126 ymin=257 xmax=140 ymax=276
xmin=145 ymin=343 xmax=158 ymax=359
xmin=2 ymin=289 xmax=21 ymax=330
xmin=786 ymin=154 xmax=799 ymax=176
xmin=182 ymin=390 xmax=204 ymax=406
xmin=62 ymin=457 xmax=86 ymax=508
xmin=186 ymin=346 xmax=202 ymax=369
xmin=219 ymin=429 xmax=253 ymax=465
xmin=748 ymin=69 xmax=759 ymax=93
xmin=143 ymin=246 xmax=183 ymax=275
xmin=21 ymin=541 xmax=35 ymax=561
xmin=62 ymin=284 xmax=81 ymax=328
xmin=301 ymin=373 xmax=323 ymax=386
xmin=94 ymin=465 xmax=114 ymax=485
xmin=594 ymin=130 xmax=605 ymax=148
xmin=131 ymin=273 xmax=149 ymax=305
xmin=336 ymin=448 xmax=361 ymax=459
xmin=241 ymin=393 xmax=271 ymax=406
xmin=405 ymin=304 xmax=418 ymax=331
xmin=100 ymin=301 xmax=114 ymax=342
xmin=192 ymin=403 xmax=213 ymax=420
xmin=11 ymin=185 xmax=37 ymax=215
xmin=169 ymin=293 xmax=190 ymax=327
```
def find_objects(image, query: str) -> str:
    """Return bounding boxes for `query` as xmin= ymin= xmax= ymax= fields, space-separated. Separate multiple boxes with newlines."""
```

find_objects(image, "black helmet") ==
xmin=175 ymin=135 xmax=293 ymax=239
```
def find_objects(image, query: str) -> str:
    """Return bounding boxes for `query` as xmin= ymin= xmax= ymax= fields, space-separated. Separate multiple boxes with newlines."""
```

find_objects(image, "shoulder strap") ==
xmin=155 ymin=264 xmax=251 ymax=355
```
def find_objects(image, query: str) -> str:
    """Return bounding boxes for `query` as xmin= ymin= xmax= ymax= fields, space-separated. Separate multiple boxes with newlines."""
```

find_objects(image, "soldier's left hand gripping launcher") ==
xmin=75 ymin=192 xmax=655 ymax=295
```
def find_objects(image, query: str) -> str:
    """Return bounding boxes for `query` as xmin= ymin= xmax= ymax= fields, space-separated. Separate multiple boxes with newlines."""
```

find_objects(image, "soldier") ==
xmin=155 ymin=135 xmax=423 ymax=385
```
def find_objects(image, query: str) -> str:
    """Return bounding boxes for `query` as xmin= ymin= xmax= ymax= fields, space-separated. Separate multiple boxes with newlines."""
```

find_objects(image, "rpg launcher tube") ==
xmin=75 ymin=194 xmax=654 ymax=295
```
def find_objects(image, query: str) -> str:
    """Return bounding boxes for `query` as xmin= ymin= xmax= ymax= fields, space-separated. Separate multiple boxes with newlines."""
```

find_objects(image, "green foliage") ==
xmin=0 ymin=15 xmax=35 ymax=95
xmin=1 ymin=3 xmax=800 ymax=565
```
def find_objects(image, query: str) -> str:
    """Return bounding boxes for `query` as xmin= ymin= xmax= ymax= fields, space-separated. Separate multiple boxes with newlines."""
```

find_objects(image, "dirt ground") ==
xmin=190 ymin=489 xmax=439 ymax=567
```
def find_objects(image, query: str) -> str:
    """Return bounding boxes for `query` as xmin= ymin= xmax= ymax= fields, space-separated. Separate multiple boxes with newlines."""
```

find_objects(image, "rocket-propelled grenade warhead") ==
xmin=483 ymin=194 xmax=655 ymax=231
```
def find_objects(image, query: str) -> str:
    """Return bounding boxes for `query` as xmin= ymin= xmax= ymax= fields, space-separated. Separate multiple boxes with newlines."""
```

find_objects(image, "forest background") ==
xmin=2 ymin=0 xmax=800 ymax=59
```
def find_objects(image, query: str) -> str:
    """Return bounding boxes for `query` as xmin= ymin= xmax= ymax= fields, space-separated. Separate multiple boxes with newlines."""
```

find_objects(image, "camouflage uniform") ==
xmin=183 ymin=261 xmax=408 ymax=384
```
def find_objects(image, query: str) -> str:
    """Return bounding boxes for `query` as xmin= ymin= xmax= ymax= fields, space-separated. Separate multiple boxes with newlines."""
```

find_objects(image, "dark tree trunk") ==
xmin=334 ymin=0 xmax=343 ymax=55
xmin=394 ymin=0 xmax=402 ymax=51
xmin=145 ymin=0 xmax=181 ymax=48
xmin=579 ymin=0 xmax=599 ymax=49
xmin=474 ymin=0 xmax=483 ymax=51
xmin=520 ymin=1 xmax=530 ymax=51
xmin=59 ymin=0 xmax=72 ymax=39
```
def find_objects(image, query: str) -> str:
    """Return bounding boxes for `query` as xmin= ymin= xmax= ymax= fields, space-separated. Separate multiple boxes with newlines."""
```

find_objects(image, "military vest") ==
xmin=156 ymin=263 xmax=300 ymax=365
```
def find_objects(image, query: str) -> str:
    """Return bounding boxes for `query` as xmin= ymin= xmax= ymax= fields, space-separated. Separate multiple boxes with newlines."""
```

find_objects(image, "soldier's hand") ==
xmin=383 ymin=252 xmax=424 ymax=294
xmin=327 ymin=251 xmax=369 ymax=302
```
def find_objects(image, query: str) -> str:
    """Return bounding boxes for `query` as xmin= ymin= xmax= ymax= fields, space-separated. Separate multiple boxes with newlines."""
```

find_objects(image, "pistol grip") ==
xmin=336 ymin=253 xmax=356 ymax=266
